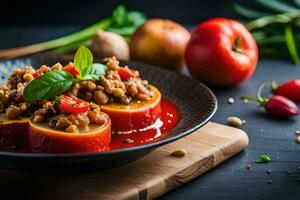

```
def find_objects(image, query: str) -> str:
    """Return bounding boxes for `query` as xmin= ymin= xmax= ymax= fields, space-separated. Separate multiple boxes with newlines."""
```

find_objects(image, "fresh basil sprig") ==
xmin=23 ymin=46 xmax=107 ymax=101
xmin=79 ymin=63 xmax=107 ymax=81
xmin=74 ymin=46 xmax=107 ymax=81
xmin=73 ymin=46 xmax=93 ymax=77
xmin=23 ymin=71 xmax=74 ymax=101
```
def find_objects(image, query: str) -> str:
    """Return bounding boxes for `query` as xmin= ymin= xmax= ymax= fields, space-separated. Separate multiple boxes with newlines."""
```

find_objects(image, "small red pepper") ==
xmin=272 ymin=79 xmax=300 ymax=102
xmin=117 ymin=67 xmax=140 ymax=81
xmin=32 ymin=72 xmax=41 ymax=78
xmin=241 ymin=83 xmax=299 ymax=117
xmin=265 ymin=95 xmax=299 ymax=117
xmin=63 ymin=63 xmax=79 ymax=77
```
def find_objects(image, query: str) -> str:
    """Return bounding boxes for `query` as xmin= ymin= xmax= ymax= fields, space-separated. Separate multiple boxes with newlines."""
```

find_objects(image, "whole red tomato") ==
xmin=185 ymin=18 xmax=258 ymax=86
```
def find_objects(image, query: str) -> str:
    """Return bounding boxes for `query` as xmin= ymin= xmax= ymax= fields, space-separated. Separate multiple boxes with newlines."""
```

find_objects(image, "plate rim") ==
xmin=0 ymin=54 xmax=218 ymax=159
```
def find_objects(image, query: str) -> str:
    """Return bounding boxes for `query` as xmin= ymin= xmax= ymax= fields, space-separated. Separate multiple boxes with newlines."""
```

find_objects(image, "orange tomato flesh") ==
xmin=28 ymin=113 xmax=111 ymax=153
xmin=100 ymin=85 xmax=161 ymax=132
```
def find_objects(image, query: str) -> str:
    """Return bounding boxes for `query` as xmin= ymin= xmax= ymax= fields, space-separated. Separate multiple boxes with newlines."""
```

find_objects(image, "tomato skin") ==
xmin=185 ymin=18 xmax=258 ymax=86
xmin=63 ymin=63 xmax=79 ymax=77
xmin=274 ymin=79 xmax=300 ymax=102
xmin=117 ymin=67 xmax=140 ymax=81
xmin=59 ymin=95 xmax=89 ymax=114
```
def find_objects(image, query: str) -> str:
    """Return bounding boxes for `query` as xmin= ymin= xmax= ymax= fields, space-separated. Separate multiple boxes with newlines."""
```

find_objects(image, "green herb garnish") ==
xmin=54 ymin=96 xmax=61 ymax=106
xmin=233 ymin=0 xmax=300 ymax=64
xmin=79 ymin=63 xmax=107 ymax=81
xmin=23 ymin=71 xmax=74 ymax=101
xmin=256 ymin=154 xmax=272 ymax=163
xmin=74 ymin=46 xmax=107 ymax=80
xmin=73 ymin=46 xmax=93 ymax=76
xmin=23 ymin=46 xmax=106 ymax=101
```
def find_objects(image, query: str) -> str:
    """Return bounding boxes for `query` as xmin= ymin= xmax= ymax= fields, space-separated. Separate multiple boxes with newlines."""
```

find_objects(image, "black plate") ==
xmin=0 ymin=54 xmax=217 ymax=174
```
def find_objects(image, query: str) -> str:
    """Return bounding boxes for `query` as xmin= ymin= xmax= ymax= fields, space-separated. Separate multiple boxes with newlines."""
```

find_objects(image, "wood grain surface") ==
xmin=0 ymin=122 xmax=248 ymax=200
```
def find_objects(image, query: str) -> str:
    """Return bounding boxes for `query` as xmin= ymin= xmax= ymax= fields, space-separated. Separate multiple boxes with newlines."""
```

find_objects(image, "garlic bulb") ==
xmin=90 ymin=30 xmax=130 ymax=61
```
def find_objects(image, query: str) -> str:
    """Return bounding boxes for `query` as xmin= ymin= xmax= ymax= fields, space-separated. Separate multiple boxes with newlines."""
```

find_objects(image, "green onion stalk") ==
xmin=233 ymin=0 xmax=300 ymax=64
xmin=0 ymin=5 xmax=146 ymax=59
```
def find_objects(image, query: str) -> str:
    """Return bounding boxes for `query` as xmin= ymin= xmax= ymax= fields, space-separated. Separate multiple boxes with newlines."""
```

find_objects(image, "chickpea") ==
xmin=112 ymin=88 xmax=124 ymax=97
xmin=86 ymin=81 xmax=96 ymax=92
xmin=0 ymin=90 xmax=9 ymax=103
xmin=32 ymin=115 xmax=45 ymax=123
xmin=51 ymin=63 xmax=63 ymax=71
xmin=20 ymin=103 xmax=28 ymax=111
xmin=23 ymin=73 xmax=34 ymax=82
xmin=65 ymin=125 xmax=78 ymax=133
xmin=93 ymin=90 xmax=109 ymax=105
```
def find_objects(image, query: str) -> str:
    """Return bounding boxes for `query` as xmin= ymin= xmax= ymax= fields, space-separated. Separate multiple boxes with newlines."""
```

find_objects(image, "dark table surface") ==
xmin=1 ymin=26 xmax=300 ymax=200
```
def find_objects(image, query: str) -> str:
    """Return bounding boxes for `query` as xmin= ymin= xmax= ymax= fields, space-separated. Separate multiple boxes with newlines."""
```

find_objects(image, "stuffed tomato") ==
xmin=0 ymin=46 xmax=163 ymax=154
xmin=0 ymin=65 xmax=59 ymax=150
xmin=100 ymin=85 xmax=161 ymax=132
xmin=28 ymin=95 xmax=111 ymax=153
xmin=66 ymin=57 xmax=162 ymax=132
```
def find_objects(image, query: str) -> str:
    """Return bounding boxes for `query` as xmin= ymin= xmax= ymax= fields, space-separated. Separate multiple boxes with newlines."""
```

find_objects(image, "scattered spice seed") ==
xmin=227 ymin=97 xmax=235 ymax=104
xmin=227 ymin=116 xmax=244 ymax=127
xmin=267 ymin=169 xmax=272 ymax=174
xmin=296 ymin=136 xmax=300 ymax=144
xmin=243 ymin=99 xmax=249 ymax=104
xmin=123 ymin=138 xmax=134 ymax=144
xmin=170 ymin=149 xmax=186 ymax=158
xmin=295 ymin=130 xmax=300 ymax=135
xmin=246 ymin=164 xmax=251 ymax=170
xmin=268 ymin=180 xmax=272 ymax=184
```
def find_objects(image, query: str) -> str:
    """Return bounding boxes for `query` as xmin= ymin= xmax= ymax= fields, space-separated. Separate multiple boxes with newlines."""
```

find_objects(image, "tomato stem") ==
xmin=232 ymin=37 xmax=243 ymax=53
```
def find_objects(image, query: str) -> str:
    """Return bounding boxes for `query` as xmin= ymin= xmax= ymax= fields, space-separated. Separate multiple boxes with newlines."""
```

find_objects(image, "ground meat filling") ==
xmin=32 ymin=103 xmax=106 ymax=133
xmin=0 ymin=63 xmax=63 ymax=119
xmin=0 ymin=57 xmax=153 ymax=123
xmin=69 ymin=56 xmax=153 ymax=105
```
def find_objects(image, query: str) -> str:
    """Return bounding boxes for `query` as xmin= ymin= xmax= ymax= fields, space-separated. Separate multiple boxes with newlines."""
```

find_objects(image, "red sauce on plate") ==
xmin=110 ymin=99 xmax=180 ymax=150
xmin=0 ymin=99 xmax=180 ymax=153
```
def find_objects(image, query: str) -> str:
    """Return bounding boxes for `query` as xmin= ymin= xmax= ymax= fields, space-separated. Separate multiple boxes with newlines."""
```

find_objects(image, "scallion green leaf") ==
xmin=284 ymin=25 xmax=300 ymax=64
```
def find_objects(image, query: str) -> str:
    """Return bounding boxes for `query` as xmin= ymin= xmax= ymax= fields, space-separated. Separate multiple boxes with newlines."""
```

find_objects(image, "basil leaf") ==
xmin=73 ymin=46 xmax=93 ymax=75
xmin=80 ymin=63 xmax=107 ymax=81
xmin=256 ymin=154 xmax=272 ymax=163
xmin=23 ymin=71 xmax=74 ymax=101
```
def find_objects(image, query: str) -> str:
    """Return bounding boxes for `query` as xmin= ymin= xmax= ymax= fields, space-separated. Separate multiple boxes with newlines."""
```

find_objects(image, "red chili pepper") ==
xmin=241 ymin=83 xmax=299 ymax=117
xmin=117 ymin=67 xmax=140 ymax=81
xmin=265 ymin=95 xmax=299 ymax=117
xmin=63 ymin=63 xmax=79 ymax=77
xmin=32 ymin=72 xmax=41 ymax=78
xmin=272 ymin=79 xmax=300 ymax=102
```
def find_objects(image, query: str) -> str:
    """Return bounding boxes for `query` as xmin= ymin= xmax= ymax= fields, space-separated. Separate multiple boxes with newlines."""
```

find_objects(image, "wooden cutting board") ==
xmin=0 ymin=122 xmax=248 ymax=200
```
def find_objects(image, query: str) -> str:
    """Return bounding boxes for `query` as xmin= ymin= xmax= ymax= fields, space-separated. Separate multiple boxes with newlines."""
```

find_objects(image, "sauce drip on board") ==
xmin=0 ymin=99 xmax=180 ymax=153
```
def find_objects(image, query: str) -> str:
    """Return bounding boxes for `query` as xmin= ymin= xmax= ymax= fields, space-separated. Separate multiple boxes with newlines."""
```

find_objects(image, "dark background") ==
xmin=1 ymin=0 xmax=237 ymax=25
xmin=2 ymin=1 xmax=300 ymax=200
